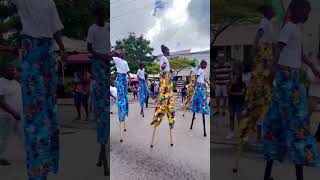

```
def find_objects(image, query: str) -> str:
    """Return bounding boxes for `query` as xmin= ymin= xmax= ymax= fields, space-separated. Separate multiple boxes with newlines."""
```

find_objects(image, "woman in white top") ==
xmin=4 ymin=0 xmax=65 ymax=179
xmin=190 ymin=59 xmax=210 ymax=137
xmin=112 ymin=49 xmax=131 ymax=143
xmin=234 ymin=5 xmax=275 ymax=173
xmin=137 ymin=64 xmax=148 ymax=117
xmin=262 ymin=1 xmax=320 ymax=180
xmin=150 ymin=45 xmax=176 ymax=148
xmin=183 ymin=63 xmax=198 ymax=115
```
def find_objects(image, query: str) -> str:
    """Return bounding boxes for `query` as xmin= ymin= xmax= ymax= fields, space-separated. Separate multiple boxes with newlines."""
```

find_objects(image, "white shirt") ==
xmin=197 ymin=68 xmax=205 ymax=83
xmin=137 ymin=69 xmax=145 ymax=79
xmin=278 ymin=22 xmax=302 ymax=68
xmin=191 ymin=67 xmax=197 ymax=75
xmin=11 ymin=0 xmax=64 ymax=38
xmin=159 ymin=56 xmax=170 ymax=71
xmin=0 ymin=78 xmax=22 ymax=117
xmin=258 ymin=18 xmax=274 ymax=43
xmin=87 ymin=23 xmax=110 ymax=55
xmin=110 ymin=86 xmax=117 ymax=97
xmin=113 ymin=57 xmax=130 ymax=74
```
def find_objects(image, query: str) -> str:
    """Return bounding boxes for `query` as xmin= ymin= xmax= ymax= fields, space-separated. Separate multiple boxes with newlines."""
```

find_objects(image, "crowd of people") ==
xmin=110 ymin=44 xmax=210 ymax=144
xmin=212 ymin=1 xmax=320 ymax=180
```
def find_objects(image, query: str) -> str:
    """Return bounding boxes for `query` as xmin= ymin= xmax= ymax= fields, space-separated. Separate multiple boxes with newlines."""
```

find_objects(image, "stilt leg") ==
xmin=96 ymin=147 xmax=103 ymax=167
xmin=119 ymin=122 xmax=123 ymax=143
xmin=233 ymin=141 xmax=243 ymax=173
xmin=169 ymin=128 xmax=173 ymax=146
xmin=101 ymin=144 xmax=109 ymax=176
xmin=150 ymin=127 xmax=157 ymax=148
xmin=124 ymin=121 xmax=127 ymax=132
xmin=190 ymin=113 xmax=195 ymax=130
xmin=142 ymin=108 xmax=144 ymax=117
xmin=202 ymin=114 xmax=207 ymax=137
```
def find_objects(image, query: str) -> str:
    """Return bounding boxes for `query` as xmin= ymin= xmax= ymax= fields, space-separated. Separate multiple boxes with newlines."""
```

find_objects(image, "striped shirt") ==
xmin=213 ymin=63 xmax=231 ymax=85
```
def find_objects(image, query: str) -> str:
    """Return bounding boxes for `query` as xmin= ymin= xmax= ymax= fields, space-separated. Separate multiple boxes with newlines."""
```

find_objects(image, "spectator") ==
xmin=213 ymin=54 xmax=232 ymax=116
xmin=181 ymin=83 xmax=187 ymax=104
xmin=133 ymin=83 xmax=138 ymax=100
xmin=177 ymin=78 xmax=183 ymax=96
xmin=226 ymin=74 xmax=246 ymax=140
xmin=0 ymin=63 xmax=22 ymax=166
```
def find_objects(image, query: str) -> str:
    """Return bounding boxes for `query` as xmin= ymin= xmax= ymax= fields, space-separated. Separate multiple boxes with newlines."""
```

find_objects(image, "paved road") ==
xmin=212 ymin=144 xmax=320 ymax=180
xmin=211 ymin=110 xmax=320 ymax=180
xmin=110 ymin=96 xmax=210 ymax=180
xmin=0 ymin=106 xmax=109 ymax=180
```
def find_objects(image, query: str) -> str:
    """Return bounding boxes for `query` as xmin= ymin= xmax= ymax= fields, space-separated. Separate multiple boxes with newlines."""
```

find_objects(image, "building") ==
xmin=156 ymin=49 xmax=210 ymax=81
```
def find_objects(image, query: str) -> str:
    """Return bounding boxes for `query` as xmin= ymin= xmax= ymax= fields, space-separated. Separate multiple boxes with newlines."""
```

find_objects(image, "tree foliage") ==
xmin=145 ymin=62 xmax=159 ymax=75
xmin=55 ymin=0 xmax=108 ymax=40
xmin=211 ymin=0 xmax=271 ymax=45
xmin=113 ymin=32 xmax=155 ymax=73
xmin=170 ymin=57 xmax=194 ymax=76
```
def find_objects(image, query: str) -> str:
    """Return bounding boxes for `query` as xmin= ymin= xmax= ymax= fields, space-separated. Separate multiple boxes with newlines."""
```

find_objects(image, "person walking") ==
xmin=113 ymin=50 xmax=131 ymax=142
xmin=87 ymin=7 xmax=110 ymax=176
xmin=190 ymin=59 xmax=210 ymax=137
xmin=150 ymin=45 xmax=176 ymax=148
xmin=233 ymin=4 xmax=275 ymax=173
xmin=8 ymin=0 xmax=65 ymax=179
xmin=262 ymin=1 xmax=320 ymax=179
xmin=137 ymin=64 xmax=148 ymax=117
xmin=183 ymin=63 xmax=197 ymax=114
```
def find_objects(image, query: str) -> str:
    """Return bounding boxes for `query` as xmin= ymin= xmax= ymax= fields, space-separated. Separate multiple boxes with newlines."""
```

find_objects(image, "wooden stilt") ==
xmin=233 ymin=141 xmax=243 ymax=173
xmin=119 ymin=122 xmax=123 ymax=143
xmin=202 ymin=114 xmax=207 ymax=137
xmin=190 ymin=113 xmax=195 ymax=129
xmin=169 ymin=128 xmax=173 ymax=146
xmin=150 ymin=127 xmax=156 ymax=148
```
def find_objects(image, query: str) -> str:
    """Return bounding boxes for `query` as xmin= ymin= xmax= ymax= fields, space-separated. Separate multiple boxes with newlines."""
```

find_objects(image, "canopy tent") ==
xmin=64 ymin=54 xmax=91 ymax=64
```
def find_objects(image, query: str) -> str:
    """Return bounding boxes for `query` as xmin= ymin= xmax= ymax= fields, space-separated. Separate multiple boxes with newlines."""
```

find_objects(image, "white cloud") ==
xmin=111 ymin=0 xmax=210 ymax=54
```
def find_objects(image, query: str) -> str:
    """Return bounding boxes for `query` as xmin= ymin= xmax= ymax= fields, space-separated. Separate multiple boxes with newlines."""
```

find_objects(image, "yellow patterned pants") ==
xmin=239 ymin=44 xmax=273 ymax=142
xmin=151 ymin=70 xmax=176 ymax=129
xmin=183 ymin=75 xmax=196 ymax=109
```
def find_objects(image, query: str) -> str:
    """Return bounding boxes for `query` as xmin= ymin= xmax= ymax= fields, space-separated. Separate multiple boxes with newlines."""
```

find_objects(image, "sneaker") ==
xmin=0 ymin=159 xmax=11 ymax=166
xmin=225 ymin=132 xmax=234 ymax=140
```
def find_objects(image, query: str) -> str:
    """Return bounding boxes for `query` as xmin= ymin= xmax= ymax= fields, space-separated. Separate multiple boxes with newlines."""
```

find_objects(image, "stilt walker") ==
xmin=150 ymin=45 xmax=175 ymax=148
xmin=137 ymin=64 xmax=148 ymax=117
xmin=87 ymin=7 xmax=110 ymax=176
xmin=183 ymin=63 xmax=197 ymax=116
xmin=262 ymin=1 xmax=320 ymax=180
xmin=6 ymin=0 xmax=65 ymax=179
xmin=190 ymin=59 xmax=210 ymax=137
xmin=112 ymin=50 xmax=131 ymax=142
xmin=233 ymin=4 xmax=275 ymax=173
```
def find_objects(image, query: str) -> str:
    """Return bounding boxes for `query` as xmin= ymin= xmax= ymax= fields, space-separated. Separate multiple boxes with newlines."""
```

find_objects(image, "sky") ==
xmin=110 ymin=0 xmax=210 ymax=55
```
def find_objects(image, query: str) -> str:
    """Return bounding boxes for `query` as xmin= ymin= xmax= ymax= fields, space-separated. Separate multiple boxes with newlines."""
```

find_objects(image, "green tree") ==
xmin=113 ymin=32 xmax=155 ymax=73
xmin=211 ymin=0 xmax=272 ymax=46
xmin=170 ymin=57 xmax=194 ymax=76
xmin=55 ymin=0 xmax=108 ymax=40
xmin=145 ymin=62 xmax=159 ymax=75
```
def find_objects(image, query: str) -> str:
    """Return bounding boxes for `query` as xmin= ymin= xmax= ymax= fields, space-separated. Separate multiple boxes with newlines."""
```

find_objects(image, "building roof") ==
xmin=214 ymin=24 xmax=258 ymax=46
